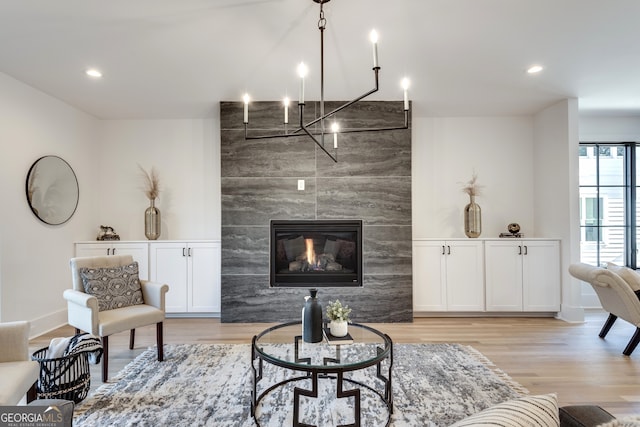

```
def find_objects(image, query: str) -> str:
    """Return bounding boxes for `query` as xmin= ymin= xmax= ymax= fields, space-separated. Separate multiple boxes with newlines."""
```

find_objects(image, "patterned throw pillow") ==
xmin=449 ymin=393 xmax=559 ymax=427
xmin=79 ymin=262 xmax=144 ymax=311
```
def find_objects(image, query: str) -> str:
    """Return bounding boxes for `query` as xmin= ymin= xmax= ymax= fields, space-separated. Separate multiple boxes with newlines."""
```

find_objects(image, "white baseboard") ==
xmin=29 ymin=308 xmax=68 ymax=339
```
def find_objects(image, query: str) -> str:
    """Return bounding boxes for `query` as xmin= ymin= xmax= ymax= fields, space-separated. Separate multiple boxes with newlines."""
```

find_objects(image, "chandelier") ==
xmin=241 ymin=0 xmax=410 ymax=163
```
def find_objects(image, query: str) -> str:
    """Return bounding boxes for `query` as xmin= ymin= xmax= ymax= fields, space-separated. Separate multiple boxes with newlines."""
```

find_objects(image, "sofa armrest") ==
xmin=140 ymin=280 xmax=169 ymax=311
xmin=0 ymin=321 xmax=30 ymax=362
xmin=559 ymin=405 xmax=616 ymax=427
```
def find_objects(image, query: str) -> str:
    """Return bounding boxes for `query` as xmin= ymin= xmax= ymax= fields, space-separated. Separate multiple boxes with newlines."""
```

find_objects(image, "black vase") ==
xmin=302 ymin=289 xmax=323 ymax=343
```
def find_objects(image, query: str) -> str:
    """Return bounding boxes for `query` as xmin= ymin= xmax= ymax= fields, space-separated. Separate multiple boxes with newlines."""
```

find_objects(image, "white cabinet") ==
xmin=413 ymin=240 xmax=485 ymax=311
xmin=75 ymin=242 xmax=149 ymax=280
xmin=149 ymin=241 xmax=220 ymax=314
xmin=485 ymin=240 xmax=560 ymax=312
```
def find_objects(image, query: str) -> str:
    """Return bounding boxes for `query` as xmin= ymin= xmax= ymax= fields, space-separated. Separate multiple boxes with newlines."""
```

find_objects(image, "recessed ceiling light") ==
xmin=527 ymin=65 xmax=543 ymax=74
xmin=85 ymin=69 xmax=102 ymax=78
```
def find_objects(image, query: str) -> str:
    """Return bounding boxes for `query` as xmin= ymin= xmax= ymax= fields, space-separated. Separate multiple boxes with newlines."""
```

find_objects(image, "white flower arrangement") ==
xmin=326 ymin=300 xmax=352 ymax=323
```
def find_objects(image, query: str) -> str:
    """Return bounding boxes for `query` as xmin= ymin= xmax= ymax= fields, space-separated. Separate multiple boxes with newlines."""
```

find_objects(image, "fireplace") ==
xmin=270 ymin=219 xmax=363 ymax=288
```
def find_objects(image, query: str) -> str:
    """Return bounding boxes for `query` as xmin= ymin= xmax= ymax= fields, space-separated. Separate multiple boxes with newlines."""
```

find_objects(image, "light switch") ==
xmin=298 ymin=179 xmax=305 ymax=191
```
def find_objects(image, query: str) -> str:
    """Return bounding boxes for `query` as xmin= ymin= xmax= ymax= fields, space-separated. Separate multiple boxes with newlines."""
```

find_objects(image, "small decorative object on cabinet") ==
xmin=302 ymin=289 xmax=323 ymax=343
xmin=499 ymin=223 xmax=523 ymax=238
xmin=96 ymin=225 xmax=120 ymax=241
xmin=139 ymin=165 xmax=161 ymax=240
xmin=325 ymin=299 xmax=352 ymax=337
xmin=461 ymin=172 xmax=482 ymax=238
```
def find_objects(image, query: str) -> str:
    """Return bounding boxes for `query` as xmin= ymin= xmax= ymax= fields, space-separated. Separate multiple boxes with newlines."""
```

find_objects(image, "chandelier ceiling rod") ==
xmin=242 ymin=0 xmax=410 ymax=163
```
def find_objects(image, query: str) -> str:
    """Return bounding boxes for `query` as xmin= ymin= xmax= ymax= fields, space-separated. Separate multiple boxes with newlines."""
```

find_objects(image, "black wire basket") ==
xmin=31 ymin=347 xmax=91 ymax=403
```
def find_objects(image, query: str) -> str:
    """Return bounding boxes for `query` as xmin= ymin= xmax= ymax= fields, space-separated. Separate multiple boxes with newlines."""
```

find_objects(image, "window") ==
xmin=578 ymin=143 xmax=635 ymax=267
xmin=583 ymin=197 xmax=603 ymax=242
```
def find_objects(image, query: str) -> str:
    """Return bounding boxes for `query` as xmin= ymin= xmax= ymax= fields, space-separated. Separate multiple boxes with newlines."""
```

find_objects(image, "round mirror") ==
xmin=26 ymin=156 xmax=79 ymax=225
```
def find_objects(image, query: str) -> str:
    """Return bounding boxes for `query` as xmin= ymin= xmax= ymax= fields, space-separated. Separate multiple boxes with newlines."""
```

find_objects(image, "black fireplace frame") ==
xmin=270 ymin=219 xmax=363 ymax=288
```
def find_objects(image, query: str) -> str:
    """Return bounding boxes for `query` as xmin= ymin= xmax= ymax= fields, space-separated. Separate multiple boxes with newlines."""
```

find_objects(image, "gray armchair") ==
xmin=64 ymin=255 xmax=169 ymax=381
xmin=0 ymin=321 xmax=39 ymax=404
xmin=569 ymin=262 xmax=640 ymax=355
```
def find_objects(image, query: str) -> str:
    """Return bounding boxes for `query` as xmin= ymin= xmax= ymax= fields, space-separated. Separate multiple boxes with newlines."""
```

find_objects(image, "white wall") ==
xmin=0 ymin=72 xmax=98 ymax=335
xmin=412 ymin=115 xmax=535 ymax=239
xmin=534 ymin=99 xmax=583 ymax=322
xmin=96 ymin=119 xmax=220 ymax=241
xmin=580 ymin=116 xmax=640 ymax=142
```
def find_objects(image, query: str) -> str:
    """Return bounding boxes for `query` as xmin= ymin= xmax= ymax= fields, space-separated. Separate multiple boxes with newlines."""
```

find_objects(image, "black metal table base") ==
xmin=251 ymin=335 xmax=393 ymax=427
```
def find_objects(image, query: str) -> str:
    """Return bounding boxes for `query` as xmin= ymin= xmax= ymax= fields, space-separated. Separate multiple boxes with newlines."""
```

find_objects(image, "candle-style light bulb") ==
xmin=283 ymin=97 xmax=290 ymax=124
xmin=297 ymin=62 xmax=308 ymax=104
xmin=331 ymin=122 xmax=339 ymax=149
xmin=370 ymin=30 xmax=379 ymax=68
xmin=243 ymin=93 xmax=250 ymax=123
xmin=401 ymin=78 xmax=410 ymax=111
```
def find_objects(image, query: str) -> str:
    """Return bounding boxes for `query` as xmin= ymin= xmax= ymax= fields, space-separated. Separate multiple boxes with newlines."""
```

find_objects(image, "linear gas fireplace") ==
xmin=270 ymin=219 xmax=363 ymax=288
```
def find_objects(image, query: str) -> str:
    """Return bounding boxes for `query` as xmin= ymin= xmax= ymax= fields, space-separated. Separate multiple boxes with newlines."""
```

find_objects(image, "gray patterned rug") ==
xmin=73 ymin=343 xmax=527 ymax=427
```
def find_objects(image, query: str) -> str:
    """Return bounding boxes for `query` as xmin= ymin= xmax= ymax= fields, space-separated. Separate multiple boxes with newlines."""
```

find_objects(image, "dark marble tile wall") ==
xmin=220 ymin=100 xmax=412 ymax=323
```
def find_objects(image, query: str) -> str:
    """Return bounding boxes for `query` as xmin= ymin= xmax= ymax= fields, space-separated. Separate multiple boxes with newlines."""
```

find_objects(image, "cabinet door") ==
xmin=112 ymin=243 xmax=149 ymax=280
xmin=75 ymin=243 xmax=112 ymax=258
xmin=75 ymin=243 xmax=149 ymax=280
xmin=149 ymin=242 xmax=188 ymax=313
xmin=446 ymin=241 xmax=485 ymax=311
xmin=522 ymin=240 xmax=560 ymax=311
xmin=485 ymin=241 xmax=523 ymax=311
xmin=188 ymin=243 xmax=220 ymax=313
xmin=413 ymin=241 xmax=447 ymax=311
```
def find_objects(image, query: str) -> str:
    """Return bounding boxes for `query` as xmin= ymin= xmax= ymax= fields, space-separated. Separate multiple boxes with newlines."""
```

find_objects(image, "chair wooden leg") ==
xmin=102 ymin=336 xmax=109 ymax=382
xmin=27 ymin=382 xmax=37 ymax=403
xmin=129 ymin=329 xmax=135 ymax=350
xmin=75 ymin=328 xmax=80 ymax=335
xmin=157 ymin=322 xmax=164 ymax=362
xmin=623 ymin=327 xmax=640 ymax=356
xmin=599 ymin=313 xmax=618 ymax=338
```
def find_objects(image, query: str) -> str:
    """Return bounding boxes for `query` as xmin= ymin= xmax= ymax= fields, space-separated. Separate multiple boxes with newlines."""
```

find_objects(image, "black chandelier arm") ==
xmin=243 ymin=108 xmax=408 ymax=141
xmin=300 ymin=123 xmax=338 ymax=162
xmin=243 ymin=108 xmax=408 ymax=143
xmin=291 ymin=67 xmax=381 ymax=135
xmin=299 ymin=103 xmax=337 ymax=163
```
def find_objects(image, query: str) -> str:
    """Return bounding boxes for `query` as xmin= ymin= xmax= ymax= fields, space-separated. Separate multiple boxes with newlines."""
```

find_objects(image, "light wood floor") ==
xmin=29 ymin=312 xmax=640 ymax=418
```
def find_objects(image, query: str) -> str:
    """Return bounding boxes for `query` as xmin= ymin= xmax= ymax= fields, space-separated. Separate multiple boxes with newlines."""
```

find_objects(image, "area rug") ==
xmin=73 ymin=343 xmax=528 ymax=427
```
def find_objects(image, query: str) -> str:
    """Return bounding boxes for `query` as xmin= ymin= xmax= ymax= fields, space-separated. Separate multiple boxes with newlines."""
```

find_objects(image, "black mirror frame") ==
xmin=25 ymin=155 xmax=79 ymax=225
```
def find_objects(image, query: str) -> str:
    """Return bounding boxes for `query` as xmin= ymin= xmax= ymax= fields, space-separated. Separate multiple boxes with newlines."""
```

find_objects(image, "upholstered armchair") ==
xmin=0 ymin=321 xmax=39 ymax=405
xmin=64 ymin=255 xmax=169 ymax=382
xmin=568 ymin=262 xmax=640 ymax=355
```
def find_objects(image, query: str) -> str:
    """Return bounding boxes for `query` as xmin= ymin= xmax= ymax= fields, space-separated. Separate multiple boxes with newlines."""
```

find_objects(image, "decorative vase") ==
xmin=145 ymin=198 xmax=161 ymax=240
xmin=302 ymin=288 xmax=323 ymax=343
xmin=329 ymin=320 xmax=348 ymax=337
xmin=464 ymin=195 xmax=481 ymax=238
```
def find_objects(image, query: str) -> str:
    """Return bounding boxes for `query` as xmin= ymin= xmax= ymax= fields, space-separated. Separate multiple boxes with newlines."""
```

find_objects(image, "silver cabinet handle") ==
xmin=183 ymin=248 xmax=186 ymax=257
xmin=524 ymin=245 xmax=528 ymax=255
xmin=442 ymin=246 xmax=445 ymax=255
xmin=447 ymin=245 xmax=451 ymax=255
xmin=188 ymin=248 xmax=192 ymax=257
xmin=518 ymin=246 xmax=522 ymax=255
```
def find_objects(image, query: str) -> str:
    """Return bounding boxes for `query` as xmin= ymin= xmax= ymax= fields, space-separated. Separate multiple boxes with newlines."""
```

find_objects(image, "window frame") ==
xmin=578 ymin=142 xmax=636 ymax=268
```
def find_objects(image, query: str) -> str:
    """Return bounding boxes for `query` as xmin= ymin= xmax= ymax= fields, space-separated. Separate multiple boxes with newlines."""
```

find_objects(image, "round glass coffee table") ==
xmin=251 ymin=321 xmax=393 ymax=427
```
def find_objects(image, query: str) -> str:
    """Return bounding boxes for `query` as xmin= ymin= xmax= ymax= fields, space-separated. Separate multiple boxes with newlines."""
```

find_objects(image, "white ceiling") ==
xmin=1 ymin=0 xmax=640 ymax=119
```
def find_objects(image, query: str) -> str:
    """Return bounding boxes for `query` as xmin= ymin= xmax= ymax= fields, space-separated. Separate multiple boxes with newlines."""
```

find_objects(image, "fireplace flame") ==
xmin=305 ymin=238 xmax=316 ymax=266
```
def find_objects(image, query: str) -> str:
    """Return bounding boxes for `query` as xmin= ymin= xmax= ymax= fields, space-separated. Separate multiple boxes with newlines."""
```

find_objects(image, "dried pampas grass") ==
xmin=461 ymin=172 xmax=483 ymax=197
xmin=138 ymin=164 xmax=160 ymax=200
